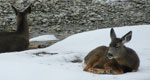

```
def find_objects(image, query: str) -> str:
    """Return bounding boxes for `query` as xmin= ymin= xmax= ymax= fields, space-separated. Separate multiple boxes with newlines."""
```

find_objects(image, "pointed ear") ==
xmin=110 ymin=28 xmax=116 ymax=40
xmin=121 ymin=31 xmax=132 ymax=44
xmin=24 ymin=4 xmax=32 ymax=14
xmin=11 ymin=5 xmax=18 ymax=15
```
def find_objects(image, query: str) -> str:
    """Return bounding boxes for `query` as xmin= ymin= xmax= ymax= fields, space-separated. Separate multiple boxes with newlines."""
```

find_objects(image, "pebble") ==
xmin=0 ymin=0 xmax=149 ymax=40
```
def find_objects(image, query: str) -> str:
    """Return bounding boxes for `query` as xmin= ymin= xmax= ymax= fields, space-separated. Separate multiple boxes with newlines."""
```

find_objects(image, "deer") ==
xmin=0 ymin=4 xmax=38 ymax=53
xmin=83 ymin=28 xmax=140 ymax=74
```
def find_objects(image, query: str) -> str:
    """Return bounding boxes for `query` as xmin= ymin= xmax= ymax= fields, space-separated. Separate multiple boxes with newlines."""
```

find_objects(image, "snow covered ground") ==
xmin=0 ymin=25 xmax=150 ymax=80
xmin=30 ymin=35 xmax=58 ymax=42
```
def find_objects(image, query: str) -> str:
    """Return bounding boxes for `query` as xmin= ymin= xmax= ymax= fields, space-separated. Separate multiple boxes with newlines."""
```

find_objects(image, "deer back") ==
xmin=84 ymin=46 xmax=111 ymax=68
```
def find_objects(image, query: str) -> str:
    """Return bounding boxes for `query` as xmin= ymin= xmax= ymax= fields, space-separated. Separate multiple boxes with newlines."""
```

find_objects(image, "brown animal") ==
xmin=83 ymin=28 xmax=140 ymax=74
xmin=0 ymin=4 xmax=34 ymax=53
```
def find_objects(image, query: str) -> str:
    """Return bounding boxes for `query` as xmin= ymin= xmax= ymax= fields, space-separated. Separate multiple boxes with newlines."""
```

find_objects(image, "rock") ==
xmin=0 ymin=0 xmax=148 ymax=42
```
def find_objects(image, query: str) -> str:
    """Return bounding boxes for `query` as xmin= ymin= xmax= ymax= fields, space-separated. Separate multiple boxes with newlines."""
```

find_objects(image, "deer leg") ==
xmin=84 ymin=61 xmax=106 ymax=74
xmin=83 ymin=65 xmax=90 ymax=71
xmin=108 ymin=66 xmax=123 ymax=74
xmin=132 ymin=69 xmax=137 ymax=72
xmin=83 ymin=58 xmax=100 ymax=71
xmin=104 ymin=60 xmax=124 ymax=74
xmin=28 ymin=45 xmax=39 ymax=49
xmin=87 ymin=67 xmax=106 ymax=74
xmin=83 ymin=63 xmax=93 ymax=71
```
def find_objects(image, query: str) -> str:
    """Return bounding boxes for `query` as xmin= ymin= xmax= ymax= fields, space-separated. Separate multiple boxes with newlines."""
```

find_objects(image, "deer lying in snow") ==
xmin=83 ymin=28 xmax=140 ymax=74
xmin=0 ymin=4 xmax=38 ymax=53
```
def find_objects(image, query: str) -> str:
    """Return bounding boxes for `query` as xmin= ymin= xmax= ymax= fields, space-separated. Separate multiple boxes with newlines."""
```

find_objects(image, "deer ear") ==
xmin=121 ymin=31 xmax=132 ymax=44
xmin=24 ymin=4 xmax=32 ymax=14
xmin=110 ymin=28 xmax=116 ymax=40
xmin=11 ymin=5 xmax=18 ymax=15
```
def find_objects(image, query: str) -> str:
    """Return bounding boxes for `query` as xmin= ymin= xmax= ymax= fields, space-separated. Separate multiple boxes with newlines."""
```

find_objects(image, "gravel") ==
xmin=0 ymin=0 xmax=149 ymax=41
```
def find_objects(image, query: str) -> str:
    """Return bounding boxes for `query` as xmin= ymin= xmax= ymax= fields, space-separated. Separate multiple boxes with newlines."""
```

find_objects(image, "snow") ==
xmin=0 ymin=25 xmax=150 ymax=80
xmin=30 ymin=35 xmax=58 ymax=42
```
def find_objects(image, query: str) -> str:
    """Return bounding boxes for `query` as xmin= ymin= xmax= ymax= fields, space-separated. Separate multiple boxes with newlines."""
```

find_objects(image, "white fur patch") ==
xmin=81 ymin=60 xmax=86 ymax=68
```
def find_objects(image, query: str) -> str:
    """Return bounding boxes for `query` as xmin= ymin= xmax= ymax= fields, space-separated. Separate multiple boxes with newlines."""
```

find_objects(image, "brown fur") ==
xmin=0 ymin=4 xmax=31 ymax=53
xmin=83 ymin=28 xmax=140 ymax=74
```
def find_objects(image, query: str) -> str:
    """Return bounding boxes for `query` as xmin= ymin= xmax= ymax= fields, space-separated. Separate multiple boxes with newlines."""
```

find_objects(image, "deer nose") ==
xmin=107 ymin=53 xmax=113 ymax=59
xmin=108 ymin=53 xmax=113 ymax=57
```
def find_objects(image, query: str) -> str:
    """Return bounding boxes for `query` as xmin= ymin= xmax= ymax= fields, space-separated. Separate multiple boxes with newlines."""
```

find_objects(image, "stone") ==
xmin=0 ymin=0 xmax=148 ymax=41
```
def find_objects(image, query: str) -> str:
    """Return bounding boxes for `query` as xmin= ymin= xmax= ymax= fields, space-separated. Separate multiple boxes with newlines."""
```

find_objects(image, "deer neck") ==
xmin=16 ymin=16 xmax=29 ymax=39
xmin=116 ymin=46 xmax=128 ymax=63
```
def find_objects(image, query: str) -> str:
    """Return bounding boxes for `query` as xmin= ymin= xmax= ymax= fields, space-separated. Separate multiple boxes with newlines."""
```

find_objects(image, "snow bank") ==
xmin=0 ymin=25 xmax=150 ymax=80
xmin=30 ymin=35 xmax=58 ymax=42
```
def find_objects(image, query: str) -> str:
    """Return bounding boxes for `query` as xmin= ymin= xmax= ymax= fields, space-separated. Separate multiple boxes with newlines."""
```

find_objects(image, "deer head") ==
xmin=11 ymin=4 xmax=31 ymax=33
xmin=107 ymin=28 xmax=132 ymax=59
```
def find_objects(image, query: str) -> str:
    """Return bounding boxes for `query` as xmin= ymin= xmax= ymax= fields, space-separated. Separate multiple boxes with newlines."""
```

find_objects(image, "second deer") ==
xmin=83 ymin=28 xmax=140 ymax=74
xmin=0 ymin=4 xmax=35 ymax=53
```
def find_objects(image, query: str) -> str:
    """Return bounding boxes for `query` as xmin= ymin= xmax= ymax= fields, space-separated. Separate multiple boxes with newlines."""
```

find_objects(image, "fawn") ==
xmin=0 ymin=4 xmax=34 ymax=53
xmin=83 ymin=28 xmax=140 ymax=74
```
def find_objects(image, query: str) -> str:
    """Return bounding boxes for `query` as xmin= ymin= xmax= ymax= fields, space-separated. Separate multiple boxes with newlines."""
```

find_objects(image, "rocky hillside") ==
xmin=0 ymin=0 xmax=149 ymax=39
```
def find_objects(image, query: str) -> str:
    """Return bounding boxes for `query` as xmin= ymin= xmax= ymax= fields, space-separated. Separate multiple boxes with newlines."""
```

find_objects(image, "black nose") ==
xmin=108 ymin=53 xmax=113 ymax=57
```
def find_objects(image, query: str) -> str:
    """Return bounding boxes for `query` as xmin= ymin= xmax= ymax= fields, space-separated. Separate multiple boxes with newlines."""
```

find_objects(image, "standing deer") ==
xmin=0 ymin=4 xmax=33 ymax=53
xmin=83 ymin=28 xmax=140 ymax=74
